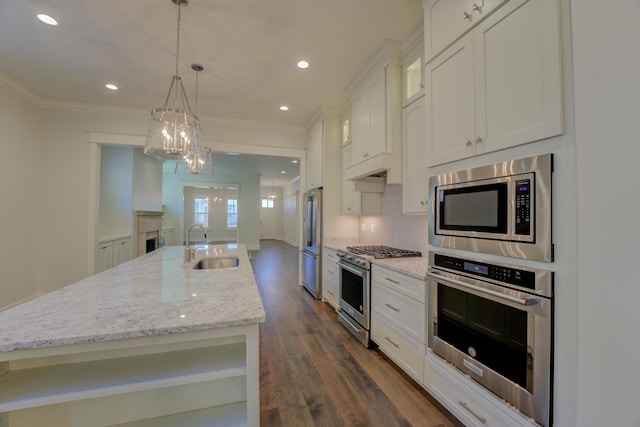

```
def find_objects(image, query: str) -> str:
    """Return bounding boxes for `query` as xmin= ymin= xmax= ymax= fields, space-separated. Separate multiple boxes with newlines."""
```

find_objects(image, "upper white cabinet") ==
xmin=402 ymin=97 xmax=428 ymax=214
xmin=306 ymin=120 xmax=323 ymax=190
xmin=423 ymin=0 xmax=507 ymax=62
xmin=403 ymin=44 xmax=424 ymax=107
xmin=344 ymin=40 xmax=402 ymax=183
xmin=425 ymin=0 xmax=563 ymax=166
xmin=342 ymin=143 xmax=383 ymax=215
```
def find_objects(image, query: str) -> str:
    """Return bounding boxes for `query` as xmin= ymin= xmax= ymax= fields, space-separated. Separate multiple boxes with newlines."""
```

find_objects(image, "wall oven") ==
xmin=429 ymin=153 xmax=553 ymax=262
xmin=427 ymin=251 xmax=553 ymax=426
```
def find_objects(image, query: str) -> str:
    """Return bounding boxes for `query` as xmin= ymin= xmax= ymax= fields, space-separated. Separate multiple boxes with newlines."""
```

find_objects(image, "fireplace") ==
xmin=137 ymin=211 xmax=163 ymax=257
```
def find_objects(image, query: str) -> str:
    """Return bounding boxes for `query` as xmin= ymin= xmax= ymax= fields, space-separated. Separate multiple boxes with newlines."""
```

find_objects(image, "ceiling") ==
xmin=0 ymin=0 xmax=423 ymax=184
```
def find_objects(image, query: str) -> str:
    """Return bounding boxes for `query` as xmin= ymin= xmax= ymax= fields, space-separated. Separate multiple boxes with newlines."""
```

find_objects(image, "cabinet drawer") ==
xmin=371 ymin=315 xmax=424 ymax=384
xmin=324 ymin=248 xmax=338 ymax=263
xmin=371 ymin=281 xmax=426 ymax=343
xmin=371 ymin=265 xmax=426 ymax=302
xmin=322 ymin=260 xmax=339 ymax=281
xmin=323 ymin=280 xmax=339 ymax=310
xmin=424 ymin=351 xmax=538 ymax=427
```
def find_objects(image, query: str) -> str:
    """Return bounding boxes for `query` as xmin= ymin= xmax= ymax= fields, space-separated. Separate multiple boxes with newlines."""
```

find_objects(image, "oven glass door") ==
xmin=339 ymin=262 xmax=369 ymax=328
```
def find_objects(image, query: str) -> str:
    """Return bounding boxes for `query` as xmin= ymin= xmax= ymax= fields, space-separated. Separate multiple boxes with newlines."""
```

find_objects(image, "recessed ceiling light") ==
xmin=297 ymin=60 xmax=310 ymax=69
xmin=225 ymin=152 xmax=241 ymax=156
xmin=105 ymin=83 xmax=118 ymax=91
xmin=280 ymin=106 xmax=289 ymax=111
xmin=292 ymin=160 xmax=298 ymax=164
xmin=281 ymin=170 xmax=286 ymax=174
xmin=36 ymin=14 xmax=58 ymax=26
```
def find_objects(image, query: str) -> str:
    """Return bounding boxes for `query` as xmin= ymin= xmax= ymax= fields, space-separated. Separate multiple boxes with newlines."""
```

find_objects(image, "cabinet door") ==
xmin=403 ymin=46 xmax=424 ymax=107
xmin=473 ymin=0 xmax=563 ymax=155
xmin=425 ymin=33 xmax=476 ymax=166
xmin=402 ymin=97 xmax=428 ymax=214
xmin=306 ymin=121 xmax=323 ymax=190
xmin=368 ymin=68 xmax=387 ymax=157
xmin=341 ymin=144 xmax=361 ymax=215
xmin=113 ymin=238 xmax=130 ymax=267
xmin=351 ymin=89 xmax=370 ymax=163
xmin=96 ymin=242 xmax=113 ymax=274
xmin=424 ymin=0 xmax=471 ymax=62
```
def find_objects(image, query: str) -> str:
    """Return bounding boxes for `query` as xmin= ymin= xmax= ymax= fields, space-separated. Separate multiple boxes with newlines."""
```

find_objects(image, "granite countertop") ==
xmin=371 ymin=257 xmax=429 ymax=281
xmin=0 ymin=244 xmax=266 ymax=353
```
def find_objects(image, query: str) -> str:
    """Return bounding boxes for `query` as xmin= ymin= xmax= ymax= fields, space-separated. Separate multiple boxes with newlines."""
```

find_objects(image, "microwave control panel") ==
xmin=514 ymin=179 xmax=532 ymax=235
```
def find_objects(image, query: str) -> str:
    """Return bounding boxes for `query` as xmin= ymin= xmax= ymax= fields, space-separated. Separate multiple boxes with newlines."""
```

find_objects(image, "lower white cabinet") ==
xmin=160 ymin=228 xmax=174 ymax=247
xmin=370 ymin=264 xmax=426 ymax=384
xmin=322 ymin=248 xmax=339 ymax=310
xmin=96 ymin=237 xmax=131 ymax=274
xmin=424 ymin=351 xmax=539 ymax=427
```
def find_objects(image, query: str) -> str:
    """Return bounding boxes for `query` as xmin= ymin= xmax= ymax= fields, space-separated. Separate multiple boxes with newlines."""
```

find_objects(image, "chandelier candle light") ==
xmin=144 ymin=0 xmax=204 ymax=161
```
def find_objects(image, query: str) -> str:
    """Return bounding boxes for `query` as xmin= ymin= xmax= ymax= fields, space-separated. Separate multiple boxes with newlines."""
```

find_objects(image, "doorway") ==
xmin=183 ymin=185 xmax=239 ymax=244
xmin=260 ymin=195 xmax=277 ymax=240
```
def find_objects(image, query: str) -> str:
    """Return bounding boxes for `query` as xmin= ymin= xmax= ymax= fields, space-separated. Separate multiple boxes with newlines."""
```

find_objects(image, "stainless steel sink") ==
xmin=192 ymin=257 xmax=239 ymax=270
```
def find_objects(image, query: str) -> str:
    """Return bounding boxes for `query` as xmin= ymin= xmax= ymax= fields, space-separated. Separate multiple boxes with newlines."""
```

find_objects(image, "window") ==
xmin=227 ymin=199 xmax=238 ymax=229
xmin=194 ymin=197 xmax=209 ymax=227
xmin=261 ymin=198 xmax=274 ymax=208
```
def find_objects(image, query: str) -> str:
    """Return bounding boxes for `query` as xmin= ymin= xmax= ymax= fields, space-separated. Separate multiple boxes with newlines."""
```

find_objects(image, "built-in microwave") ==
xmin=428 ymin=154 xmax=553 ymax=262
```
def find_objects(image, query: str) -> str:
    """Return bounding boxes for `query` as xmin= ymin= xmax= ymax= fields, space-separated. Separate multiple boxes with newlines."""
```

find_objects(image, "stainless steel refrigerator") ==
xmin=301 ymin=188 xmax=322 ymax=299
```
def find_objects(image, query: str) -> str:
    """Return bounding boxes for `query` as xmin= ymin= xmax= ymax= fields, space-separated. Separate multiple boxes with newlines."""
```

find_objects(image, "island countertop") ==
xmin=0 ymin=244 xmax=266 ymax=354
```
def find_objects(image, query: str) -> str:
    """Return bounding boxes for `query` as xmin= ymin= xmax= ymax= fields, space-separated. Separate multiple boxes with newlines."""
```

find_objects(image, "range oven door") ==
xmin=338 ymin=261 xmax=370 ymax=329
xmin=427 ymin=269 xmax=552 ymax=427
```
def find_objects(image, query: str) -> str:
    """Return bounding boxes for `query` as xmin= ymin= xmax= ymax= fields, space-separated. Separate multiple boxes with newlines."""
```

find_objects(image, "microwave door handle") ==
xmin=426 ymin=272 xmax=538 ymax=307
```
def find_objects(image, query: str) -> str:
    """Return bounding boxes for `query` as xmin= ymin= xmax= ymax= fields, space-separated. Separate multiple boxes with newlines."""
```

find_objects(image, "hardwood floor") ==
xmin=251 ymin=240 xmax=462 ymax=427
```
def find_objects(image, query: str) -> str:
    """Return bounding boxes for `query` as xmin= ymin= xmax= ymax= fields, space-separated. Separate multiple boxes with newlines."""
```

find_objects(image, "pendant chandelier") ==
xmin=267 ymin=182 xmax=277 ymax=200
xmin=144 ymin=0 xmax=203 ymax=162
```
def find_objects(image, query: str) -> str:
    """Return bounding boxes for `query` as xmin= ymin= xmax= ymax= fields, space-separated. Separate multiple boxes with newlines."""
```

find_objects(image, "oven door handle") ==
xmin=426 ymin=272 xmax=538 ymax=307
xmin=339 ymin=261 xmax=365 ymax=277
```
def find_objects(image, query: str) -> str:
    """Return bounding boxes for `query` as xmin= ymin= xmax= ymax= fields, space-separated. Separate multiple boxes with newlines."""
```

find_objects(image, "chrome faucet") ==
xmin=185 ymin=223 xmax=208 ymax=263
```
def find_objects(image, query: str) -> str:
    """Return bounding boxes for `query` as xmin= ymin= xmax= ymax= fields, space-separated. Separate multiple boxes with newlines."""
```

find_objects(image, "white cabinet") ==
xmin=161 ymin=228 xmax=174 ymax=247
xmin=341 ymin=143 xmax=382 ymax=216
xmin=96 ymin=237 xmax=131 ymax=273
xmin=321 ymin=248 xmax=339 ymax=310
xmin=371 ymin=264 xmax=426 ymax=384
xmin=424 ymin=351 xmax=539 ymax=427
xmin=96 ymin=241 xmax=114 ymax=274
xmin=306 ymin=120 xmax=323 ymax=190
xmin=113 ymin=238 xmax=130 ymax=267
xmin=345 ymin=40 xmax=403 ymax=182
xmin=425 ymin=0 xmax=563 ymax=166
xmin=423 ymin=0 xmax=507 ymax=62
xmin=402 ymin=97 xmax=428 ymax=214
xmin=403 ymin=43 xmax=424 ymax=107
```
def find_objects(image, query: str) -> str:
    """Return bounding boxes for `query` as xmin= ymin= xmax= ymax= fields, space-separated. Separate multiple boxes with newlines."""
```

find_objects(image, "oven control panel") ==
xmin=433 ymin=253 xmax=536 ymax=290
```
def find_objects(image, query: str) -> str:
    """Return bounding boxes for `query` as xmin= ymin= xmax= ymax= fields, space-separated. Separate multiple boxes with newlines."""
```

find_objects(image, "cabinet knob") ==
xmin=463 ymin=11 xmax=472 ymax=21
xmin=475 ymin=136 xmax=483 ymax=144
xmin=466 ymin=139 xmax=473 ymax=147
xmin=472 ymin=3 xmax=482 ymax=13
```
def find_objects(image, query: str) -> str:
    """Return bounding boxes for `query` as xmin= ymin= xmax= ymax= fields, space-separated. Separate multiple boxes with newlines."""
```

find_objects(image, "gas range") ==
xmin=337 ymin=245 xmax=422 ymax=270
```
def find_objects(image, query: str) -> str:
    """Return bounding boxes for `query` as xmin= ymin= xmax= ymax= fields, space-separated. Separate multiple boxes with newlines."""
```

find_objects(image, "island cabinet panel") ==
xmin=425 ymin=0 xmax=563 ymax=166
xmin=0 ymin=327 xmax=260 ymax=427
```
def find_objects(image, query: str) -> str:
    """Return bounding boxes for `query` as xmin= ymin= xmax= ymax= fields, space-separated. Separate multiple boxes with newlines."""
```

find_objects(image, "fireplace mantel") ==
xmin=136 ymin=211 xmax=163 ymax=256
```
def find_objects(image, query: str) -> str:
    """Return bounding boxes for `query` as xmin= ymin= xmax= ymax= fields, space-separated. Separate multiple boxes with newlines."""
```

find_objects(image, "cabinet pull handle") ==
xmin=385 ymin=277 xmax=400 ymax=284
xmin=385 ymin=336 xmax=400 ymax=348
xmin=466 ymin=139 xmax=473 ymax=147
xmin=385 ymin=303 xmax=400 ymax=312
xmin=327 ymin=270 xmax=334 ymax=275
xmin=459 ymin=401 xmax=487 ymax=424
xmin=472 ymin=2 xmax=482 ymax=13
xmin=475 ymin=136 xmax=483 ymax=144
xmin=327 ymin=289 xmax=334 ymax=296
xmin=463 ymin=11 xmax=472 ymax=21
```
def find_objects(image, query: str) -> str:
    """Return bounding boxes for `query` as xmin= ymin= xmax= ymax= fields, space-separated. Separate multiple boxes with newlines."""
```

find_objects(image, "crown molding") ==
xmin=344 ymin=38 xmax=402 ymax=99
xmin=0 ymin=72 xmax=45 ymax=106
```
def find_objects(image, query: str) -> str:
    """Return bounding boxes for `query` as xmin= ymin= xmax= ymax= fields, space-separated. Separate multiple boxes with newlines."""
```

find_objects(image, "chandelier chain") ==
xmin=175 ymin=5 xmax=181 ymax=77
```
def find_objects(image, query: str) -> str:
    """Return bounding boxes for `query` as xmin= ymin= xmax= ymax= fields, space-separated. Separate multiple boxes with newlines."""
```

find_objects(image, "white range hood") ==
xmin=344 ymin=152 xmax=393 ymax=181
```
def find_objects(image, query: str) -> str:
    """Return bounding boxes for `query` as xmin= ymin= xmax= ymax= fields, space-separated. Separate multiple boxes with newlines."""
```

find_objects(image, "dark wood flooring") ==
xmin=250 ymin=240 xmax=462 ymax=427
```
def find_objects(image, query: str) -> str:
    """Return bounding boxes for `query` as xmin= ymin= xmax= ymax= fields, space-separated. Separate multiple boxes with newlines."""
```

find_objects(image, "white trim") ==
xmin=89 ymin=132 xmax=146 ymax=147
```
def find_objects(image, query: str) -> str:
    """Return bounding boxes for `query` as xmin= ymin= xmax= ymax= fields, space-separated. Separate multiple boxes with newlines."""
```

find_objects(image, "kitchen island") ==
xmin=0 ymin=244 xmax=265 ymax=427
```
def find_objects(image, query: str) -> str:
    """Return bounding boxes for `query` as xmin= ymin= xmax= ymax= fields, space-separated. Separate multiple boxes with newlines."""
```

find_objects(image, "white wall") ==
xmin=0 ymin=84 xmax=42 ymax=309
xmin=283 ymin=178 xmax=300 ymax=246
xmin=132 ymin=148 xmax=163 ymax=212
xmin=571 ymin=2 xmax=640 ymax=426
xmin=358 ymin=184 xmax=428 ymax=255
